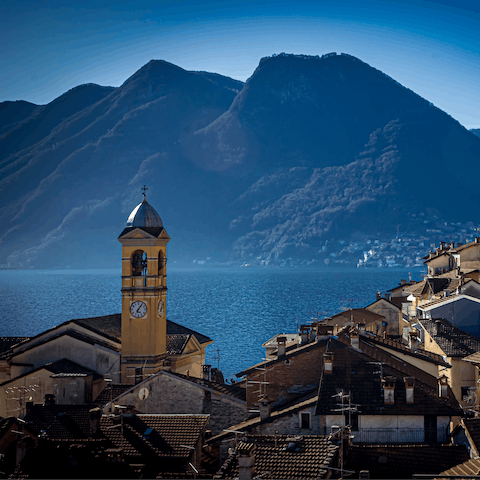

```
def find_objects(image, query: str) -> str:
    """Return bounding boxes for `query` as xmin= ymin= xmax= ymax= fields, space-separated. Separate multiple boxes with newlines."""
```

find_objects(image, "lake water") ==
xmin=0 ymin=267 xmax=423 ymax=380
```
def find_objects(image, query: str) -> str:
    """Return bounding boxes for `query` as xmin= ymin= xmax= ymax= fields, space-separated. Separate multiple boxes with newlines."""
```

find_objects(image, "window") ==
xmin=300 ymin=412 xmax=310 ymax=429
xmin=345 ymin=413 xmax=359 ymax=431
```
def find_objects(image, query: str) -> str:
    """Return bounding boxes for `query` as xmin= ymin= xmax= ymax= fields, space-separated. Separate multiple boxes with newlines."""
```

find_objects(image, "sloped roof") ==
xmin=316 ymin=339 xmax=462 ymax=416
xmin=418 ymin=293 xmax=480 ymax=311
xmin=440 ymin=457 xmax=480 ymax=477
xmin=321 ymin=309 xmax=384 ymax=326
xmin=360 ymin=331 xmax=450 ymax=366
xmin=25 ymin=404 xmax=95 ymax=440
xmin=236 ymin=337 xmax=329 ymax=377
xmin=215 ymin=435 xmax=338 ymax=479
xmin=0 ymin=358 xmax=99 ymax=387
xmin=419 ymin=318 xmax=480 ymax=357
xmin=93 ymin=384 xmax=134 ymax=406
xmin=347 ymin=444 xmax=469 ymax=479
xmin=462 ymin=418 xmax=480 ymax=456
xmin=0 ymin=337 xmax=30 ymax=355
xmin=166 ymin=334 xmax=191 ymax=354
xmin=100 ymin=413 xmax=209 ymax=459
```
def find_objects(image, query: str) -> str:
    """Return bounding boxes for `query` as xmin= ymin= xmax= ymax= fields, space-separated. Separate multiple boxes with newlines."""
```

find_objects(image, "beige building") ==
xmin=418 ymin=318 xmax=480 ymax=410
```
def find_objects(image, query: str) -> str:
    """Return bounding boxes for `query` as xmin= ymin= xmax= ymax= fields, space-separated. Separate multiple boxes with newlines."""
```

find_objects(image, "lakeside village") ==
xmin=4 ymin=196 xmax=480 ymax=479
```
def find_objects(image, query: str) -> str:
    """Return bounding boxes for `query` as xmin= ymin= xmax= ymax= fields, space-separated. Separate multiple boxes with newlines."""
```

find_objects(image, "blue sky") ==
xmin=2 ymin=0 xmax=479 ymax=128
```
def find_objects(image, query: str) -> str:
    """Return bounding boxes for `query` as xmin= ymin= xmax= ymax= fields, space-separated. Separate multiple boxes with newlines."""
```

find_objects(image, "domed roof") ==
xmin=126 ymin=198 xmax=163 ymax=228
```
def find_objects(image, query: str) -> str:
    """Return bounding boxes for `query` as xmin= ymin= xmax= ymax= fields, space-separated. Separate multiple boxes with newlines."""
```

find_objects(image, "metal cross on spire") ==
xmin=141 ymin=185 xmax=148 ymax=199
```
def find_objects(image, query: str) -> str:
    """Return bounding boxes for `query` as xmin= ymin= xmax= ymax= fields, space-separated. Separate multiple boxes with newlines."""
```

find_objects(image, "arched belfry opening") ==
xmin=158 ymin=251 xmax=166 ymax=276
xmin=132 ymin=250 xmax=148 ymax=276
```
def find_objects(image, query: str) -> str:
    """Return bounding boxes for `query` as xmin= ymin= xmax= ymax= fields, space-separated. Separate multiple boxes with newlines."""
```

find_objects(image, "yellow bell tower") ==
xmin=118 ymin=187 xmax=170 ymax=384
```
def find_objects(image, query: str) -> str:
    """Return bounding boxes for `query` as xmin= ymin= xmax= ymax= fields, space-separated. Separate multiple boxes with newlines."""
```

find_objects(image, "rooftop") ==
xmin=419 ymin=318 xmax=480 ymax=357
xmin=215 ymin=434 xmax=338 ymax=479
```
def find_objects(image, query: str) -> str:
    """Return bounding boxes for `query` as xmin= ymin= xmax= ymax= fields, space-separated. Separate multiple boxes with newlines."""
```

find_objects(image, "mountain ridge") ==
xmin=1 ymin=53 xmax=479 ymax=269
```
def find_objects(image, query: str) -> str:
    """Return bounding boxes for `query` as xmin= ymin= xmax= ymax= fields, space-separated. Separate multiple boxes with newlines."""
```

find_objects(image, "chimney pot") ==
xmin=382 ymin=377 xmax=396 ymax=404
xmin=259 ymin=396 xmax=271 ymax=420
xmin=277 ymin=336 xmax=287 ymax=357
xmin=438 ymin=375 xmax=448 ymax=398
xmin=404 ymin=377 xmax=415 ymax=404
xmin=202 ymin=364 xmax=211 ymax=381
xmin=350 ymin=330 xmax=361 ymax=351
xmin=323 ymin=353 xmax=334 ymax=374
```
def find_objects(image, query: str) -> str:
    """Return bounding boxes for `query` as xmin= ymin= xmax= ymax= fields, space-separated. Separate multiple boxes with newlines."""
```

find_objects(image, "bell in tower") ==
xmin=118 ymin=186 xmax=170 ymax=384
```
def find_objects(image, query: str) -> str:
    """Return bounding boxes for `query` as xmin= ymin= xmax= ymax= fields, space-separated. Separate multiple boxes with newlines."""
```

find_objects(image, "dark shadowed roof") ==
xmin=347 ymin=444 xmax=469 ymax=479
xmin=0 ymin=358 xmax=100 ymax=387
xmin=25 ymin=404 xmax=95 ymax=440
xmin=0 ymin=337 xmax=30 ymax=355
xmin=215 ymin=434 xmax=338 ymax=479
xmin=94 ymin=384 xmax=134 ymax=406
xmin=100 ymin=414 xmax=209 ymax=459
xmin=441 ymin=457 xmax=480 ymax=477
xmin=166 ymin=334 xmax=190 ymax=355
xmin=419 ymin=318 xmax=480 ymax=357
xmin=316 ymin=339 xmax=462 ymax=416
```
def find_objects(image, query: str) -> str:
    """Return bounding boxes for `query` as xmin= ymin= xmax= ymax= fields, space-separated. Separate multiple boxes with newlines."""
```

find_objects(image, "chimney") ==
xmin=408 ymin=331 xmax=419 ymax=351
xmin=259 ymin=396 xmax=271 ymax=420
xmin=202 ymin=364 xmax=211 ymax=381
xmin=476 ymin=237 xmax=480 ymax=244
xmin=385 ymin=293 xmax=392 ymax=302
xmin=238 ymin=449 xmax=255 ymax=480
xmin=404 ymin=377 xmax=415 ymax=404
xmin=277 ymin=336 xmax=287 ymax=357
xmin=89 ymin=407 xmax=102 ymax=438
xmin=400 ymin=279 xmax=407 ymax=285
xmin=44 ymin=394 xmax=56 ymax=406
xmin=350 ymin=330 xmax=361 ymax=351
xmin=435 ymin=320 xmax=444 ymax=336
xmin=382 ymin=377 xmax=396 ymax=405
xmin=440 ymin=241 xmax=446 ymax=249
xmin=376 ymin=292 xmax=382 ymax=300
xmin=300 ymin=326 xmax=310 ymax=344
xmin=323 ymin=353 xmax=334 ymax=374
xmin=439 ymin=375 xmax=449 ymax=398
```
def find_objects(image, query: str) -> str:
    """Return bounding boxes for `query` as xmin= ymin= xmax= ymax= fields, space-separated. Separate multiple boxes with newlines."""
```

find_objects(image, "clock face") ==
xmin=158 ymin=300 xmax=164 ymax=317
xmin=130 ymin=301 xmax=147 ymax=318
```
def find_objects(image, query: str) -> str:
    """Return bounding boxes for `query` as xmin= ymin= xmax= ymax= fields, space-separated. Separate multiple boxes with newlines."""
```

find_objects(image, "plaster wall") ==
xmin=374 ymin=345 xmax=439 ymax=377
xmin=107 ymin=373 xmax=246 ymax=436
xmin=366 ymin=302 xmax=401 ymax=335
xmin=252 ymin=406 xmax=320 ymax=435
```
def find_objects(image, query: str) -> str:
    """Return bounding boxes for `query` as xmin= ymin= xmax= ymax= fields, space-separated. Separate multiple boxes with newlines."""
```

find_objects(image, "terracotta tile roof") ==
xmin=99 ymin=414 xmax=209 ymax=459
xmin=441 ymin=457 xmax=480 ymax=477
xmin=215 ymin=435 xmax=338 ymax=479
xmin=316 ymin=339 xmax=462 ymax=416
xmin=24 ymin=404 xmax=95 ymax=440
xmin=419 ymin=318 xmax=480 ymax=357
xmin=236 ymin=338 xmax=329 ymax=377
xmin=0 ymin=337 xmax=30 ymax=355
xmin=347 ymin=444 xmax=469 ymax=479
xmin=360 ymin=331 xmax=450 ymax=366
xmin=166 ymin=334 xmax=190 ymax=355
xmin=94 ymin=384 xmax=134 ymax=406
xmin=166 ymin=320 xmax=212 ymax=346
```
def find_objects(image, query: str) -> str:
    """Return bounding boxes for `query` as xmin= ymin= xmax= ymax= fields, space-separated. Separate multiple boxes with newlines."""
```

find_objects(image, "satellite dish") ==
xmin=139 ymin=387 xmax=149 ymax=400
xmin=465 ymin=390 xmax=477 ymax=405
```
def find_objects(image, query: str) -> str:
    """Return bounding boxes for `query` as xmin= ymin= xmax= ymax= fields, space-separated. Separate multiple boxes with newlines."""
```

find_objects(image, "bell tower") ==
xmin=118 ymin=187 xmax=170 ymax=384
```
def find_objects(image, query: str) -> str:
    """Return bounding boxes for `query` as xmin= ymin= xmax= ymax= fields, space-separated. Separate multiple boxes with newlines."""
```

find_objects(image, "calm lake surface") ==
xmin=0 ymin=267 xmax=423 ymax=380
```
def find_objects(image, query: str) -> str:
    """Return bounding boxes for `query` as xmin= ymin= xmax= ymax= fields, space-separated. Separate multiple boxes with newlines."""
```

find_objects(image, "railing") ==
xmin=351 ymin=427 xmax=447 ymax=444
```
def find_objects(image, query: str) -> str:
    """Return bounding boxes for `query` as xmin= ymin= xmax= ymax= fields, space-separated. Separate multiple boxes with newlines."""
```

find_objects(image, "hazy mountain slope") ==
xmin=0 ymin=61 xmax=244 ymax=268
xmin=1 ymin=53 xmax=479 ymax=269
xmin=472 ymin=129 xmax=480 ymax=139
